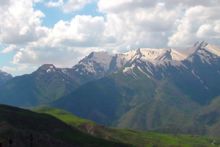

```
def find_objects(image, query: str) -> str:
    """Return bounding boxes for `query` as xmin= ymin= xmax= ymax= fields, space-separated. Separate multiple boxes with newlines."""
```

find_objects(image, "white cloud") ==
xmin=162 ymin=0 xmax=220 ymax=7
xmin=63 ymin=0 xmax=93 ymax=13
xmin=98 ymin=0 xmax=220 ymax=13
xmin=98 ymin=0 xmax=220 ymax=49
xmin=12 ymin=45 xmax=100 ymax=68
xmin=1 ymin=0 xmax=220 ymax=75
xmin=46 ymin=0 xmax=63 ymax=7
xmin=0 ymin=0 xmax=48 ymax=45
xmin=0 ymin=0 xmax=10 ymax=6
xmin=100 ymin=2 xmax=181 ymax=49
xmin=49 ymin=15 xmax=107 ymax=47
xmin=12 ymin=4 xmax=180 ymax=68
xmin=46 ymin=0 xmax=93 ymax=13
xmin=1 ymin=45 xmax=17 ymax=54
xmin=2 ymin=64 xmax=35 ymax=76
xmin=168 ymin=5 xmax=220 ymax=47
xmin=98 ymin=0 xmax=157 ymax=13
xmin=12 ymin=15 xmax=109 ymax=67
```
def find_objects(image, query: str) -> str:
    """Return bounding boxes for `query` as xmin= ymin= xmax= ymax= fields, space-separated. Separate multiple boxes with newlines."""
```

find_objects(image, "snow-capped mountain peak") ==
xmin=70 ymin=51 xmax=114 ymax=79
xmin=137 ymin=48 xmax=169 ymax=61
xmin=67 ymin=41 xmax=220 ymax=81
xmin=192 ymin=41 xmax=220 ymax=56
xmin=71 ymin=47 xmax=189 ymax=79
xmin=170 ymin=49 xmax=188 ymax=61
xmin=187 ymin=41 xmax=220 ymax=64
xmin=36 ymin=64 xmax=57 ymax=73
xmin=78 ymin=51 xmax=113 ymax=72
xmin=121 ymin=48 xmax=186 ymax=64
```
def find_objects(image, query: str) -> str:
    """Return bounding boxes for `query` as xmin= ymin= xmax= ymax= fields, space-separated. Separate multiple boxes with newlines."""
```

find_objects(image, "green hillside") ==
xmin=36 ymin=107 xmax=220 ymax=147
xmin=36 ymin=106 xmax=96 ymax=127
xmin=0 ymin=104 xmax=129 ymax=147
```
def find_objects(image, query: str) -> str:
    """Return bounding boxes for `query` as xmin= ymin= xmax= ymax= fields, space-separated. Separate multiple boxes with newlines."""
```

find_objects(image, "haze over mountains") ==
xmin=1 ymin=41 xmax=220 ymax=136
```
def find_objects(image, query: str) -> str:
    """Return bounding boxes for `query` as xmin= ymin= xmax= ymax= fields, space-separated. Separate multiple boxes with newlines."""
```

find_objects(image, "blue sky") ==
xmin=0 ymin=0 xmax=220 ymax=75
xmin=35 ymin=1 xmax=102 ymax=27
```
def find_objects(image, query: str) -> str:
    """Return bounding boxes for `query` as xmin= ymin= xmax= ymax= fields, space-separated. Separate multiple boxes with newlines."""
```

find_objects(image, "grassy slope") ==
xmin=0 ymin=104 xmax=129 ymax=147
xmin=36 ymin=107 xmax=220 ymax=147
xmin=35 ymin=106 xmax=96 ymax=127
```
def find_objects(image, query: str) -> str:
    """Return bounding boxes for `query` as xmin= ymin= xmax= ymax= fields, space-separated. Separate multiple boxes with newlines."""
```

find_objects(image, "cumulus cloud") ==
xmin=98 ymin=0 xmax=157 ymax=13
xmin=98 ymin=0 xmax=220 ymax=13
xmin=168 ymin=5 xmax=220 ymax=47
xmin=0 ymin=0 xmax=48 ymax=45
xmin=46 ymin=0 xmax=93 ymax=13
xmin=12 ymin=45 xmax=101 ymax=67
xmin=48 ymin=15 xmax=108 ymax=47
xmin=63 ymin=0 xmax=93 ymax=13
xmin=2 ymin=64 xmax=35 ymax=76
xmin=12 ymin=15 xmax=110 ymax=67
xmin=100 ymin=2 xmax=182 ymax=49
xmin=1 ymin=0 xmax=220 ymax=75
xmin=162 ymin=0 xmax=220 ymax=7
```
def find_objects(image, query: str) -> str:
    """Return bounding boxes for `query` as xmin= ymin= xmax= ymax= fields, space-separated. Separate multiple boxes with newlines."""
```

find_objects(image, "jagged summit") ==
xmin=120 ymin=48 xmax=187 ymax=65
xmin=71 ymin=51 xmax=114 ymax=77
xmin=194 ymin=41 xmax=208 ymax=49
xmin=119 ymin=42 xmax=220 ymax=65
xmin=78 ymin=51 xmax=113 ymax=71
xmin=187 ymin=41 xmax=220 ymax=63
xmin=71 ymin=43 xmax=220 ymax=79
xmin=132 ymin=48 xmax=171 ymax=61
xmin=192 ymin=41 xmax=220 ymax=56
xmin=36 ymin=64 xmax=57 ymax=73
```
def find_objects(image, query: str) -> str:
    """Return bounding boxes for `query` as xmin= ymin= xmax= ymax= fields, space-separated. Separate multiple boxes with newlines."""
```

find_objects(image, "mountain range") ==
xmin=1 ymin=41 xmax=220 ymax=136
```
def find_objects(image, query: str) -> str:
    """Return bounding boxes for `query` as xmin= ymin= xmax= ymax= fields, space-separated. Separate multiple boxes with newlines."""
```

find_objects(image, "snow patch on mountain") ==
xmin=78 ymin=51 xmax=113 ymax=72
xmin=36 ymin=64 xmax=58 ymax=74
xmin=116 ymin=50 xmax=136 ymax=68
xmin=137 ymin=66 xmax=152 ymax=79
xmin=64 ymin=41 xmax=220 ymax=81
xmin=187 ymin=42 xmax=220 ymax=64
xmin=170 ymin=49 xmax=188 ymax=61
xmin=123 ymin=64 xmax=138 ymax=79
xmin=121 ymin=48 xmax=187 ymax=66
